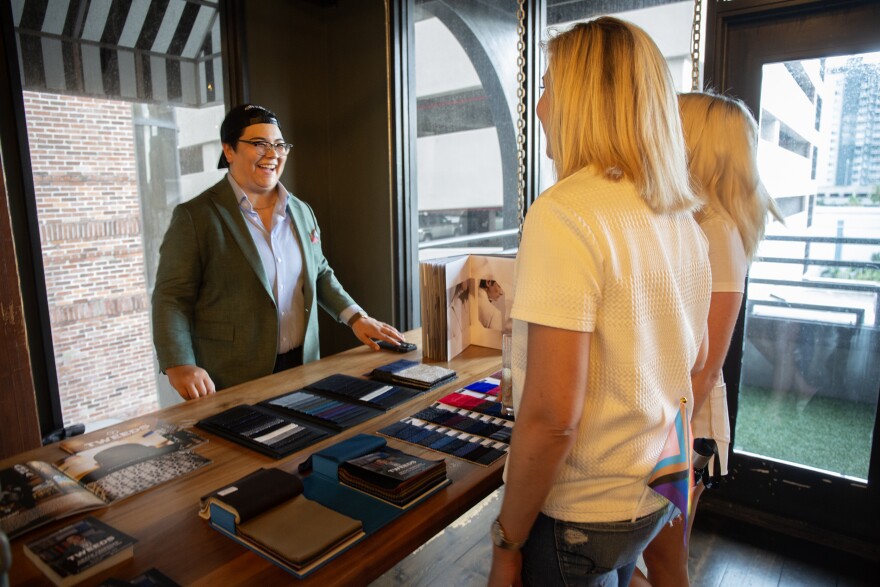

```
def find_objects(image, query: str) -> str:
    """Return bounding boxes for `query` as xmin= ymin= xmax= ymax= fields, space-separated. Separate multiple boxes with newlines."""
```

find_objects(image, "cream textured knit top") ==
xmin=690 ymin=204 xmax=747 ymax=474
xmin=510 ymin=166 xmax=711 ymax=523
xmin=699 ymin=205 xmax=747 ymax=294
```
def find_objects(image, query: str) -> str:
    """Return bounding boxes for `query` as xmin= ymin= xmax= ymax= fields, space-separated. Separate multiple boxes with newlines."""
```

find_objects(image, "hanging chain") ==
xmin=515 ymin=0 xmax=526 ymax=243
xmin=691 ymin=0 xmax=703 ymax=91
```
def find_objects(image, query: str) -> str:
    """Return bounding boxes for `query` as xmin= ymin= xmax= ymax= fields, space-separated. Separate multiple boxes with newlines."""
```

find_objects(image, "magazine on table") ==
xmin=0 ymin=418 xmax=210 ymax=539
xmin=23 ymin=516 xmax=136 ymax=586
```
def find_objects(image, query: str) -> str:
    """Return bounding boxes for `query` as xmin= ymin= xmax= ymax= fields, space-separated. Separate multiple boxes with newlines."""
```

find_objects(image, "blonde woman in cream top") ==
xmin=633 ymin=92 xmax=783 ymax=587
xmin=488 ymin=18 xmax=710 ymax=587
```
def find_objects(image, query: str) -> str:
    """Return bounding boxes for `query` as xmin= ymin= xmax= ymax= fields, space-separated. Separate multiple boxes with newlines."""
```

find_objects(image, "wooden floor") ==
xmin=371 ymin=488 xmax=877 ymax=587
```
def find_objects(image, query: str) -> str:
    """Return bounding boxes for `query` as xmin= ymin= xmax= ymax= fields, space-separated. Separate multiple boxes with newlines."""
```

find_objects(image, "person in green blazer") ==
xmin=152 ymin=104 xmax=405 ymax=400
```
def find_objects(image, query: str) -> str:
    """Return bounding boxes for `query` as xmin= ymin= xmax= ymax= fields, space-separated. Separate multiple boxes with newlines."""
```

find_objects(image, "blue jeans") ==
xmin=520 ymin=502 xmax=676 ymax=586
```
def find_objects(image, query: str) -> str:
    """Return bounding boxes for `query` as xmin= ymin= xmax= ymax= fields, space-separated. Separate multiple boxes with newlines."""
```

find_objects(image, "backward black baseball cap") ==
xmin=217 ymin=104 xmax=281 ymax=169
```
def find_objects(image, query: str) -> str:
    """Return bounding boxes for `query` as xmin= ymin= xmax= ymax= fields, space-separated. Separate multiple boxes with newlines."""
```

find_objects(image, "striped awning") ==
xmin=11 ymin=0 xmax=223 ymax=107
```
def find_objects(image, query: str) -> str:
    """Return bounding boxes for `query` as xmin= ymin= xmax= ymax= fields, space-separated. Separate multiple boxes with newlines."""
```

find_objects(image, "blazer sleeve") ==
xmin=301 ymin=203 xmax=357 ymax=320
xmin=151 ymin=204 xmax=202 ymax=370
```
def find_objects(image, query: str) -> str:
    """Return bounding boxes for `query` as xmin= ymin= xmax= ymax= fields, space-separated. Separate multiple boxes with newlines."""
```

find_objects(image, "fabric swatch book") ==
xmin=369 ymin=359 xmax=457 ymax=391
xmin=259 ymin=388 xmax=385 ymax=431
xmin=408 ymin=404 xmax=513 ymax=444
xmin=376 ymin=374 xmax=513 ymax=467
xmin=196 ymin=372 xmax=420 ymax=459
xmin=304 ymin=373 xmax=423 ymax=410
xmin=24 ymin=516 xmax=136 ymax=586
xmin=1 ymin=418 xmax=210 ymax=539
xmin=301 ymin=434 xmax=451 ymax=526
xmin=199 ymin=468 xmax=365 ymax=577
xmin=420 ymin=254 xmax=515 ymax=360
xmin=436 ymin=375 xmax=515 ymax=422
xmin=377 ymin=419 xmax=509 ymax=466
xmin=196 ymin=403 xmax=335 ymax=459
xmin=338 ymin=447 xmax=447 ymax=507
xmin=199 ymin=435 xmax=450 ymax=578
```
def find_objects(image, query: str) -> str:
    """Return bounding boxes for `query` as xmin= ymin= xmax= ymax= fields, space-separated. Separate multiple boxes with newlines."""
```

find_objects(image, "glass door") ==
xmin=705 ymin=0 xmax=880 ymax=548
xmin=738 ymin=52 xmax=879 ymax=482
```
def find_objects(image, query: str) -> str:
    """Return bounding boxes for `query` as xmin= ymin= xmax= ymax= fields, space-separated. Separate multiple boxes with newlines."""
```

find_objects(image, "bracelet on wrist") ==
xmin=348 ymin=311 xmax=368 ymax=328
xmin=491 ymin=518 xmax=525 ymax=550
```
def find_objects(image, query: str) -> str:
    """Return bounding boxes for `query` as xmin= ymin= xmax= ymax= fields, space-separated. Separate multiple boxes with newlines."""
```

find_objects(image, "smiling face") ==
xmin=222 ymin=123 xmax=287 ymax=197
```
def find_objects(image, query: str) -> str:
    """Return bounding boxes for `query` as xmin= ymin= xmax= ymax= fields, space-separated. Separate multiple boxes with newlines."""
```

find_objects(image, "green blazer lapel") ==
xmin=287 ymin=195 xmax=316 ymax=310
xmin=208 ymin=179 xmax=274 ymax=299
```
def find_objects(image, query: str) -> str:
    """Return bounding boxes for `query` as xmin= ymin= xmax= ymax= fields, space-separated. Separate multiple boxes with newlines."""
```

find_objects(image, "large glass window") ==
xmin=737 ymin=53 xmax=880 ymax=481
xmin=413 ymin=0 xmax=521 ymax=260
xmin=411 ymin=1 xmax=703 ymax=255
xmin=12 ymin=0 xmax=226 ymax=429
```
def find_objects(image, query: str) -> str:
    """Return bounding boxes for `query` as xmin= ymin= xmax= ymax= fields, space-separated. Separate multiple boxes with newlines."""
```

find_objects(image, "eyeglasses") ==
xmin=239 ymin=139 xmax=293 ymax=156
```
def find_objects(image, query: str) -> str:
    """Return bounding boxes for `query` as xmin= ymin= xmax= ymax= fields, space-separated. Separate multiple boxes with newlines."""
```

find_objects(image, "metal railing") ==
xmin=753 ymin=234 xmax=880 ymax=325
xmin=417 ymin=228 xmax=519 ymax=249
xmin=746 ymin=299 xmax=865 ymax=327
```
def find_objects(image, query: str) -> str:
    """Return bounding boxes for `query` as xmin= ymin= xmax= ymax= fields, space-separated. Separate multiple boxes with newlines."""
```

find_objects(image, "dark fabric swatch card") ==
xmin=196 ymin=404 xmax=334 ymax=459
xmin=260 ymin=388 xmax=384 ymax=431
xmin=199 ymin=468 xmax=303 ymax=523
xmin=410 ymin=404 xmax=512 ymax=443
xmin=305 ymin=374 xmax=421 ymax=410
xmin=377 ymin=418 xmax=508 ymax=466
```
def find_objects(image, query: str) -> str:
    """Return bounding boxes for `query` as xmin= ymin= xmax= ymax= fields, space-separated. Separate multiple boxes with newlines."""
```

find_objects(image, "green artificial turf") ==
xmin=733 ymin=385 xmax=875 ymax=480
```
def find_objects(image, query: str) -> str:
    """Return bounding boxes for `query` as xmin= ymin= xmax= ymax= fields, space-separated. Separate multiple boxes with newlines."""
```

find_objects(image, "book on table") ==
xmin=0 ymin=417 xmax=210 ymax=539
xmin=199 ymin=435 xmax=450 ymax=578
xmin=199 ymin=468 xmax=365 ymax=577
xmin=23 ymin=516 xmax=136 ymax=587
xmin=369 ymin=359 xmax=457 ymax=392
xmin=302 ymin=434 xmax=451 ymax=521
xmin=337 ymin=447 xmax=448 ymax=507
xmin=419 ymin=253 xmax=515 ymax=360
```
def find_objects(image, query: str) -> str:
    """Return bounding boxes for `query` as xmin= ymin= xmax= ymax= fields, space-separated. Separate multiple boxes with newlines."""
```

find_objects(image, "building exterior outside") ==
xmin=819 ymin=55 xmax=880 ymax=203
xmin=24 ymin=93 xmax=157 ymax=425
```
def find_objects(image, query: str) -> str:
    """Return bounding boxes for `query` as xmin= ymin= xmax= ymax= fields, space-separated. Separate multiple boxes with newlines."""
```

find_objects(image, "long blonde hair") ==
xmin=679 ymin=92 xmax=783 ymax=259
xmin=543 ymin=17 xmax=698 ymax=214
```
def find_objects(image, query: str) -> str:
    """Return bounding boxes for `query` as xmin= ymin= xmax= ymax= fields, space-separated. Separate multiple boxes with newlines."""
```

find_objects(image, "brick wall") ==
xmin=24 ymin=92 xmax=159 ymax=426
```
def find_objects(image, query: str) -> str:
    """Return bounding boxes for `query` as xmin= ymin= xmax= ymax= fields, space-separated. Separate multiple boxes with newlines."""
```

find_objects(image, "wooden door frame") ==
xmin=0 ymin=0 xmax=62 ymax=446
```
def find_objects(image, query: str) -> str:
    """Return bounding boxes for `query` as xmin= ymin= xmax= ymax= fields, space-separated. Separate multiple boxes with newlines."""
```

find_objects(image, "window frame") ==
xmin=0 ymin=0 xmax=249 ymax=438
xmin=0 ymin=0 xmax=63 ymax=439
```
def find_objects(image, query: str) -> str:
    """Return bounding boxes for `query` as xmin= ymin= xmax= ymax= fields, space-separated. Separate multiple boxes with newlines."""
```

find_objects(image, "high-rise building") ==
xmin=819 ymin=55 xmax=880 ymax=201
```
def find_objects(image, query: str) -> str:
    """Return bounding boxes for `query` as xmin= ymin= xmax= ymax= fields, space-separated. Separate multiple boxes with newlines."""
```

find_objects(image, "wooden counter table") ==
xmin=4 ymin=333 xmax=504 ymax=586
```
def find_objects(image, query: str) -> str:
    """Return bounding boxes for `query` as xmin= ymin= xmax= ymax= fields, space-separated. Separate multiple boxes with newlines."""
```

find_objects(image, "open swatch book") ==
xmin=199 ymin=468 xmax=364 ymax=577
xmin=199 ymin=434 xmax=449 ymax=578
